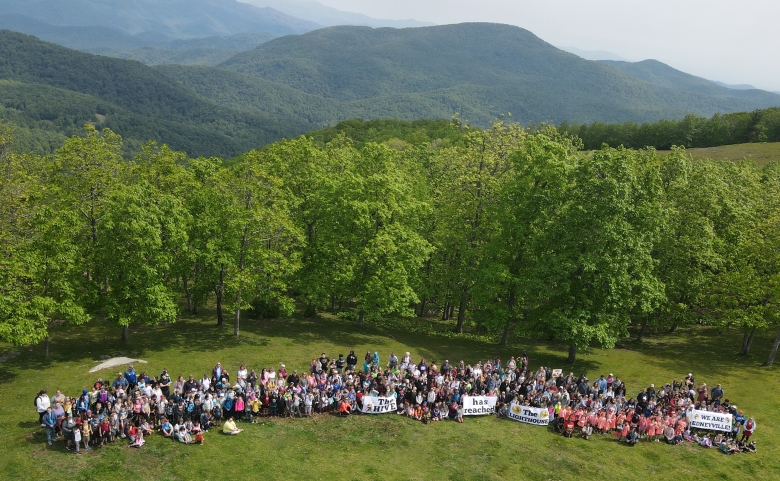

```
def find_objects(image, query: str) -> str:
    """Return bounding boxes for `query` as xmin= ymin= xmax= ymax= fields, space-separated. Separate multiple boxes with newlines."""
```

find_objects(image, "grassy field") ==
xmin=660 ymin=142 xmax=780 ymax=166
xmin=1 ymin=312 xmax=777 ymax=481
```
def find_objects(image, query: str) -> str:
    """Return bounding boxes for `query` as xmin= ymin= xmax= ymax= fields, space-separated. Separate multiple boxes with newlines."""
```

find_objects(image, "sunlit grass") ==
xmin=0 ymin=312 xmax=776 ymax=480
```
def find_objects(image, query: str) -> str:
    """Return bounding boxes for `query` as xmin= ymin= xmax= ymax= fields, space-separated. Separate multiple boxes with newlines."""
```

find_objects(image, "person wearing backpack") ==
xmin=35 ymin=390 xmax=51 ymax=425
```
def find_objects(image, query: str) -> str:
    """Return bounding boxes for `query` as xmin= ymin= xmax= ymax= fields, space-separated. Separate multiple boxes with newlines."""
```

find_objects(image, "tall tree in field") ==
xmin=317 ymin=142 xmax=432 ymax=326
xmin=96 ymin=181 xmax=188 ymax=341
xmin=641 ymin=151 xmax=725 ymax=341
xmin=226 ymin=154 xmax=302 ymax=337
xmin=505 ymin=139 xmax=664 ymax=362
xmin=51 ymin=126 xmax=127 ymax=310
xmin=0 ymin=134 xmax=88 ymax=351
xmin=472 ymin=127 xmax=580 ymax=344
xmin=429 ymin=123 xmax=524 ymax=331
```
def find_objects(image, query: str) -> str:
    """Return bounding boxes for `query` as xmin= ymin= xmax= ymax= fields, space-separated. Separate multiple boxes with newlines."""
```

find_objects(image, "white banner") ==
xmin=461 ymin=396 xmax=497 ymax=416
xmin=361 ymin=396 xmax=397 ymax=414
xmin=507 ymin=402 xmax=550 ymax=425
xmin=689 ymin=409 xmax=732 ymax=432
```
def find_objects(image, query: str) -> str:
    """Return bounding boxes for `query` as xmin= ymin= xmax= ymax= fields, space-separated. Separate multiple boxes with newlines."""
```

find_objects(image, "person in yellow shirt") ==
xmin=222 ymin=417 xmax=242 ymax=435
xmin=250 ymin=398 xmax=262 ymax=423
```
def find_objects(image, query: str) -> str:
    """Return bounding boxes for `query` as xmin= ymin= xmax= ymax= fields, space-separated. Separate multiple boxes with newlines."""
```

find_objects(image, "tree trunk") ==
xmin=636 ymin=320 xmax=648 ymax=343
xmin=764 ymin=327 xmax=780 ymax=366
xmin=740 ymin=329 xmax=757 ymax=355
xmin=357 ymin=310 xmax=365 ymax=327
xmin=449 ymin=304 xmax=455 ymax=319
xmin=567 ymin=344 xmax=576 ymax=364
xmin=122 ymin=325 xmax=129 ymax=342
xmin=668 ymin=323 xmax=678 ymax=333
xmin=442 ymin=301 xmax=450 ymax=321
xmin=330 ymin=295 xmax=336 ymax=312
xmin=456 ymin=288 xmax=468 ymax=333
xmin=500 ymin=290 xmax=515 ymax=346
xmin=234 ymin=289 xmax=241 ymax=337
xmin=216 ymin=265 xmax=225 ymax=326
xmin=183 ymin=276 xmax=193 ymax=313
xmin=418 ymin=299 xmax=427 ymax=318
xmin=45 ymin=336 xmax=49 ymax=358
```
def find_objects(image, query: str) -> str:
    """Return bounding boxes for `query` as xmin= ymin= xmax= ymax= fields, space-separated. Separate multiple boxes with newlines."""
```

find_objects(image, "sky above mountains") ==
xmin=317 ymin=0 xmax=780 ymax=92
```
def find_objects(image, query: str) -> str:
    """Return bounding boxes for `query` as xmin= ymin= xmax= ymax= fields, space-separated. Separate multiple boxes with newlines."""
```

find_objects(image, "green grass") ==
xmin=1 ymin=312 xmax=777 ymax=480
xmin=659 ymin=142 xmax=780 ymax=166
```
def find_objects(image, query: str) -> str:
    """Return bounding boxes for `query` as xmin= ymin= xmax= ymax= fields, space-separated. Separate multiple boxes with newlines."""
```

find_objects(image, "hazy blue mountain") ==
xmin=218 ymin=23 xmax=780 ymax=125
xmin=0 ymin=0 xmax=320 ymax=38
xmin=712 ymin=81 xmax=757 ymax=90
xmin=240 ymin=0 xmax=433 ymax=28
xmin=559 ymin=46 xmax=625 ymax=61
xmin=0 ymin=14 xmax=279 ymax=55
xmin=600 ymin=59 xmax=779 ymax=104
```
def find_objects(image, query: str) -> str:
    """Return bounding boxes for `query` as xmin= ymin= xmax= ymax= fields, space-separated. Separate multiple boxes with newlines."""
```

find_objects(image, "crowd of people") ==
xmin=33 ymin=350 xmax=756 ymax=455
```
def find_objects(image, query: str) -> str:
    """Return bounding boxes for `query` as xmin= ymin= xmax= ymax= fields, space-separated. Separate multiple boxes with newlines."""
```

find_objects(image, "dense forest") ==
xmin=3 ymin=121 xmax=780 ymax=366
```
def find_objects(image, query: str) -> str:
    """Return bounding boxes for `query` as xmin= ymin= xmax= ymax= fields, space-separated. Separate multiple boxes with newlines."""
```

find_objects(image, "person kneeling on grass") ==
xmin=626 ymin=427 xmax=640 ymax=446
xmin=338 ymin=398 xmax=351 ymax=416
xmin=222 ymin=417 xmax=242 ymax=435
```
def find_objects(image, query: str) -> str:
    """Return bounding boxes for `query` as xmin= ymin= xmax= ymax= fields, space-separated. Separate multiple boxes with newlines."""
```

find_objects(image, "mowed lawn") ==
xmin=659 ymin=142 xmax=780 ymax=166
xmin=0 ymin=312 xmax=777 ymax=481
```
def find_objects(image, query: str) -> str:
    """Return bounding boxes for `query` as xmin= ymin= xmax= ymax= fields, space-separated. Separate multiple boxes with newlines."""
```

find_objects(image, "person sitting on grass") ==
xmin=222 ymin=416 xmax=242 ymax=435
xmin=160 ymin=418 xmax=174 ymax=438
xmin=175 ymin=426 xmax=193 ymax=444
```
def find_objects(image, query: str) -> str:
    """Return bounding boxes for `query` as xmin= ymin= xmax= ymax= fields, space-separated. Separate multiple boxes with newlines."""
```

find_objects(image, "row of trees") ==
xmin=559 ymin=108 xmax=780 ymax=151
xmin=2 ymin=122 xmax=780 ymax=364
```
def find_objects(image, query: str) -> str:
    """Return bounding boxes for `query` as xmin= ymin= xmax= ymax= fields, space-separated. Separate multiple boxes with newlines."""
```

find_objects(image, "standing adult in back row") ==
xmin=35 ymin=390 xmax=50 ymax=425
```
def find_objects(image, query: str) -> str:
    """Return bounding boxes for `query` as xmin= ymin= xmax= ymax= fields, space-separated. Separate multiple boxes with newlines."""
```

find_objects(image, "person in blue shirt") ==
xmin=124 ymin=365 xmax=137 ymax=388
xmin=43 ymin=407 xmax=57 ymax=445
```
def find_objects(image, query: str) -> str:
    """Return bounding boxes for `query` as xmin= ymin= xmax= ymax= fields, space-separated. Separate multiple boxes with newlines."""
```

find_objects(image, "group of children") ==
xmin=34 ymin=350 xmax=756 ymax=456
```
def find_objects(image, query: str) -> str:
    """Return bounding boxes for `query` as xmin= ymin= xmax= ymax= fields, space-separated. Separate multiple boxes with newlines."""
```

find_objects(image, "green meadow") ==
xmin=1 ymin=312 xmax=777 ymax=481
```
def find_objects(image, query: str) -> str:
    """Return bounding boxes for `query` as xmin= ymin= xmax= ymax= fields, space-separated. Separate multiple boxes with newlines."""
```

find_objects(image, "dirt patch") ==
xmin=89 ymin=357 xmax=147 ymax=373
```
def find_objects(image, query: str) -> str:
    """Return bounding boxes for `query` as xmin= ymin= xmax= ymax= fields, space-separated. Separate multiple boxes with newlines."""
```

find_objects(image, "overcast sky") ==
xmin=318 ymin=0 xmax=780 ymax=92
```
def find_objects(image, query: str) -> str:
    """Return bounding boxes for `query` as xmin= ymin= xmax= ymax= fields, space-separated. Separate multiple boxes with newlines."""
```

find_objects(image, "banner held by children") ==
xmin=689 ymin=409 xmax=732 ymax=432
xmin=361 ymin=396 xmax=397 ymax=414
xmin=507 ymin=402 xmax=550 ymax=425
xmin=461 ymin=395 xmax=497 ymax=415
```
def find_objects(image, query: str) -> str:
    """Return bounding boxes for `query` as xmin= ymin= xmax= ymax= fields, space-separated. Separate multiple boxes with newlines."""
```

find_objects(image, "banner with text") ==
xmin=689 ymin=409 xmax=732 ymax=432
xmin=361 ymin=396 xmax=397 ymax=414
xmin=461 ymin=396 xmax=497 ymax=416
xmin=507 ymin=402 xmax=550 ymax=426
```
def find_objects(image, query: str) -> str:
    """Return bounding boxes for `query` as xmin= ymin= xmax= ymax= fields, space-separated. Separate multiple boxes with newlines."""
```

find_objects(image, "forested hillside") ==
xmin=0 ymin=30 xmax=310 ymax=155
xmin=219 ymin=23 xmax=780 ymax=125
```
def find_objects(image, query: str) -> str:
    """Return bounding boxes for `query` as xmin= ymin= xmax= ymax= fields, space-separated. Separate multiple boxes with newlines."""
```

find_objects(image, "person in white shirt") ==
xmin=36 ymin=390 xmax=51 ymax=425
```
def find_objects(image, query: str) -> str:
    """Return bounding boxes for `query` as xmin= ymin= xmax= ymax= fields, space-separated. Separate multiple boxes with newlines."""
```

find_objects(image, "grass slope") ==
xmin=218 ymin=23 xmax=780 ymax=125
xmin=0 ymin=311 xmax=777 ymax=480
xmin=675 ymin=142 xmax=780 ymax=167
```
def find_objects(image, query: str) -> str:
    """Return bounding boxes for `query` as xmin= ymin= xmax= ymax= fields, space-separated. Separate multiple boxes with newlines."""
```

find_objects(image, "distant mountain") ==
xmin=559 ymin=46 xmax=625 ymax=61
xmin=712 ymin=81 xmax=757 ymax=90
xmin=239 ymin=0 xmax=433 ymax=28
xmin=0 ymin=30 xmax=309 ymax=156
xmin=0 ymin=0 xmax=320 ymax=38
xmin=217 ymin=23 xmax=780 ymax=125
xmin=600 ymin=60 xmax=779 ymax=105
xmin=0 ymin=14 xmax=279 ymax=53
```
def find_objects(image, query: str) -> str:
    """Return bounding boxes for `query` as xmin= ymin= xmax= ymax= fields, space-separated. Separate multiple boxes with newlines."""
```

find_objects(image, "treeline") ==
xmin=3 ymin=122 xmax=780 ymax=365
xmin=559 ymin=107 xmax=780 ymax=150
